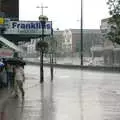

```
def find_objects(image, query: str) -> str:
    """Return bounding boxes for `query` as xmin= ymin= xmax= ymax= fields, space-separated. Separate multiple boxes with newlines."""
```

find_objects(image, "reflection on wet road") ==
xmin=1 ymin=65 xmax=120 ymax=120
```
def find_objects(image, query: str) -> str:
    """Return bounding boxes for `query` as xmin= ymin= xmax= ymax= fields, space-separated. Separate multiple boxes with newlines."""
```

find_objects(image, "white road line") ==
xmin=59 ymin=76 xmax=70 ymax=78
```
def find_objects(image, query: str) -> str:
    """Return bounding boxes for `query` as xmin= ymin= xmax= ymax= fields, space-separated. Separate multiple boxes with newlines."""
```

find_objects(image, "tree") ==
xmin=106 ymin=0 xmax=120 ymax=45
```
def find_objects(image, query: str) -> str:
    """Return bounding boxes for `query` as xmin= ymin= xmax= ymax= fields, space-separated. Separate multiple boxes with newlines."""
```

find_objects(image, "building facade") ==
xmin=19 ymin=30 xmax=65 ymax=58
xmin=0 ymin=0 xmax=19 ymax=19
xmin=63 ymin=29 xmax=102 ymax=57
xmin=53 ymin=30 xmax=64 ymax=56
xmin=20 ymin=28 xmax=103 ymax=59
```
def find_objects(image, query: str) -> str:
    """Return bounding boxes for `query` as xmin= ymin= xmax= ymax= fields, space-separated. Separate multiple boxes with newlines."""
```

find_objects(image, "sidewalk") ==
xmin=0 ymin=88 xmax=12 ymax=110
xmin=26 ymin=59 xmax=120 ymax=72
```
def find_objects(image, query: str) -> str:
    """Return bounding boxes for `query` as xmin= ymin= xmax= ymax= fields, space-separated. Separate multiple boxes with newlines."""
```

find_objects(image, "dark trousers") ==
xmin=7 ymin=72 xmax=14 ymax=88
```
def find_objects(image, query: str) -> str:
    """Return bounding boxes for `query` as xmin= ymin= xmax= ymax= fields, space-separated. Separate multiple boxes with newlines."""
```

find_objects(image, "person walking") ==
xmin=14 ymin=64 xmax=25 ymax=98
xmin=0 ymin=62 xmax=5 ymax=88
xmin=6 ymin=63 xmax=14 ymax=89
xmin=1 ymin=66 xmax=7 ymax=88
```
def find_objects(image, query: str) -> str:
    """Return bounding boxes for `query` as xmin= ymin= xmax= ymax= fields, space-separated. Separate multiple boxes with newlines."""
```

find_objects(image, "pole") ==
xmin=41 ymin=3 xmax=43 ymax=15
xmin=40 ymin=23 xmax=44 ymax=83
xmin=50 ymin=53 xmax=53 ymax=81
xmin=37 ymin=4 xmax=48 ymax=83
xmin=80 ymin=2 xmax=84 ymax=120
xmin=40 ymin=50 xmax=44 ymax=83
xmin=50 ymin=25 xmax=54 ymax=81
xmin=80 ymin=0 xmax=83 ymax=66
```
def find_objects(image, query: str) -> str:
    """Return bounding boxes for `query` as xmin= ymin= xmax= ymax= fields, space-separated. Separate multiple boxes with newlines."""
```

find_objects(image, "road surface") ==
xmin=0 ymin=65 xmax=120 ymax=120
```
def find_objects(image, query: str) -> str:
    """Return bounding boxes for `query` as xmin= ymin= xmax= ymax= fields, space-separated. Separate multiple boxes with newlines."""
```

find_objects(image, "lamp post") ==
xmin=76 ymin=0 xmax=83 ymax=66
xmin=80 ymin=0 xmax=83 ymax=66
xmin=36 ymin=4 xmax=48 ymax=83
xmin=50 ymin=25 xmax=54 ymax=81
xmin=36 ymin=4 xmax=48 ymax=16
xmin=38 ymin=15 xmax=48 ymax=83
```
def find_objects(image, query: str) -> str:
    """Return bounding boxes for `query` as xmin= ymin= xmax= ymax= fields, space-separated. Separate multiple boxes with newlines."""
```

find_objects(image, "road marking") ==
xmin=59 ymin=75 xmax=70 ymax=78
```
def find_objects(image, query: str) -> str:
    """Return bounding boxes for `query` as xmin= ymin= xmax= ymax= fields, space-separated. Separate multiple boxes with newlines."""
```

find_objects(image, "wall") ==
xmin=1 ymin=0 xmax=19 ymax=19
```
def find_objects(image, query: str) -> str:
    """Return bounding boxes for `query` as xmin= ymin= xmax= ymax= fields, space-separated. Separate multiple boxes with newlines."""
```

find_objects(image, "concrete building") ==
xmin=20 ymin=30 xmax=65 ymax=58
xmin=53 ymin=30 xmax=64 ymax=56
xmin=20 ymin=29 xmax=103 ymax=59
xmin=63 ymin=29 xmax=102 ymax=57
xmin=18 ymin=38 xmax=40 ymax=58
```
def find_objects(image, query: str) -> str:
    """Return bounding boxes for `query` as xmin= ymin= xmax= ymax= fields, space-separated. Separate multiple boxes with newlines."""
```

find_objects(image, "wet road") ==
xmin=1 ymin=65 xmax=120 ymax=120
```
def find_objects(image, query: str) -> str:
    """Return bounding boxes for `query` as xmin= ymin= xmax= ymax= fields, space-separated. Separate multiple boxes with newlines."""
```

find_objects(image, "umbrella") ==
xmin=6 ymin=58 xmax=26 ymax=66
xmin=0 ymin=62 xmax=4 ymax=67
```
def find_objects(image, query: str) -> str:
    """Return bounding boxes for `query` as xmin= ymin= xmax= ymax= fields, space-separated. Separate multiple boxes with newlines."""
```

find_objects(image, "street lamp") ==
xmin=36 ymin=4 xmax=49 ymax=83
xmin=80 ymin=0 xmax=83 ymax=66
xmin=50 ymin=25 xmax=54 ymax=81
xmin=38 ymin=15 xmax=48 ymax=83
xmin=76 ymin=0 xmax=83 ymax=66
xmin=36 ymin=4 xmax=48 ymax=16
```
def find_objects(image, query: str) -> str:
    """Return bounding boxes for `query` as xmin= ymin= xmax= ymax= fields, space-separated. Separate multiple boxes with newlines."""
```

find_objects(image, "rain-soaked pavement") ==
xmin=1 ymin=65 xmax=120 ymax=120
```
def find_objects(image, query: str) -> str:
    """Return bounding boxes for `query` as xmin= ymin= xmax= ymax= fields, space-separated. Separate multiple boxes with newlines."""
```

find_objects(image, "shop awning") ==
xmin=0 ymin=36 xmax=23 ymax=52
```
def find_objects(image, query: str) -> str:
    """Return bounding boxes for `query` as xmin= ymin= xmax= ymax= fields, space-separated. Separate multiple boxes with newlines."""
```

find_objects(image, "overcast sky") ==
xmin=19 ymin=0 xmax=110 ymax=30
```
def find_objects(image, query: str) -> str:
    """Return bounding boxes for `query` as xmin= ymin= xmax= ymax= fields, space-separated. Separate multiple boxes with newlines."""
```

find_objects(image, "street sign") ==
xmin=4 ymin=21 xmax=52 ymax=35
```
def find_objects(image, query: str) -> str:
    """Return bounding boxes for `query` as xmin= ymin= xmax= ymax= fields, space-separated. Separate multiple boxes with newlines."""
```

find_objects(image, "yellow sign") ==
xmin=0 ymin=18 xmax=4 ymax=24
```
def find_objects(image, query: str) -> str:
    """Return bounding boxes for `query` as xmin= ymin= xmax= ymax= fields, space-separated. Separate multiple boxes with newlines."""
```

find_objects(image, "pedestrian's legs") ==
xmin=14 ymin=80 xmax=18 ymax=97
xmin=11 ymin=73 xmax=14 ymax=88
xmin=17 ymin=80 xmax=24 ymax=97
xmin=0 ymin=74 xmax=2 ymax=88
xmin=7 ymin=72 xmax=10 ymax=89
xmin=9 ymin=72 xmax=14 ymax=89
